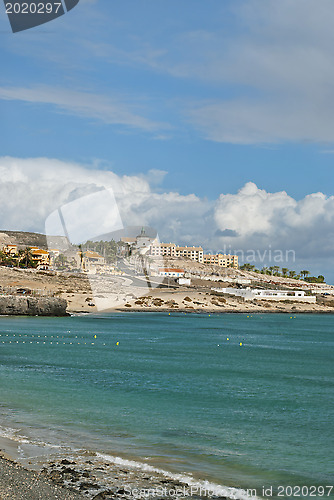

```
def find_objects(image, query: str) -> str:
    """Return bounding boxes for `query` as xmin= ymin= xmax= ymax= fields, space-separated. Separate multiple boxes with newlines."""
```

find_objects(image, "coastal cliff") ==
xmin=0 ymin=296 xmax=68 ymax=316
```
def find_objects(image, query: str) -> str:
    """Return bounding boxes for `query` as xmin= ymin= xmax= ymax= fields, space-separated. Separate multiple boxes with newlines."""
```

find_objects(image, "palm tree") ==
xmin=261 ymin=266 xmax=269 ymax=274
xmin=273 ymin=266 xmax=281 ymax=276
xmin=0 ymin=251 xmax=8 ymax=265
xmin=240 ymin=264 xmax=255 ymax=271
xmin=18 ymin=247 xmax=34 ymax=268
xmin=300 ymin=270 xmax=310 ymax=279
xmin=78 ymin=245 xmax=84 ymax=271
xmin=281 ymin=267 xmax=289 ymax=277
xmin=289 ymin=270 xmax=296 ymax=278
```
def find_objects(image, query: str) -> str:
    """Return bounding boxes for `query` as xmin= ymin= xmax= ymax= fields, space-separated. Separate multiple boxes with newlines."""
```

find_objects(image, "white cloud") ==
xmin=0 ymin=86 xmax=168 ymax=133
xmin=214 ymin=182 xmax=334 ymax=261
xmin=0 ymin=157 xmax=334 ymax=276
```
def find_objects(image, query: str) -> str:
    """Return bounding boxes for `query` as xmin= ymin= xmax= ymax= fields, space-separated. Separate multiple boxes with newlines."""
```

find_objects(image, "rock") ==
xmin=92 ymin=491 xmax=115 ymax=500
xmin=79 ymin=482 xmax=100 ymax=490
xmin=0 ymin=295 xmax=68 ymax=316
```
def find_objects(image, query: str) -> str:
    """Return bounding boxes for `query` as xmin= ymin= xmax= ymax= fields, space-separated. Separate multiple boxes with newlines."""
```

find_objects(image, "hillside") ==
xmin=0 ymin=230 xmax=70 ymax=251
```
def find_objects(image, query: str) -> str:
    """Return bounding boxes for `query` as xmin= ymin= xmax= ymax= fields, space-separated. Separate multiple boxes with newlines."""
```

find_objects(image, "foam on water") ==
xmin=96 ymin=452 xmax=262 ymax=500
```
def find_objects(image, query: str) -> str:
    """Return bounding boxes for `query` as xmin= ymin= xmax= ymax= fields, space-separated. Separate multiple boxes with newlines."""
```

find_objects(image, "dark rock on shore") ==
xmin=0 ymin=295 xmax=68 ymax=316
xmin=0 ymin=454 xmax=84 ymax=499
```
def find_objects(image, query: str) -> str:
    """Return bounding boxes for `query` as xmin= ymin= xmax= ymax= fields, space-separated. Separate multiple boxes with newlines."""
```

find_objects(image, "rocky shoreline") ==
xmin=0 ymin=450 xmax=237 ymax=500
xmin=0 ymin=295 xmax=68 ymax=316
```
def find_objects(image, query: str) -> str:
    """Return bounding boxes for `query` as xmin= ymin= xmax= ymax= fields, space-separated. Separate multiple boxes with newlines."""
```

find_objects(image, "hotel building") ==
xmin=203 ymin=253 xmax=238 ymax=269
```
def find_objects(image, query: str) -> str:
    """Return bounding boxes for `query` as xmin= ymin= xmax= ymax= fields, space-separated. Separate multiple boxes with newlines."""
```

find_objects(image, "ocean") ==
xmin=0 ymin=313 xmax=333 ymax=499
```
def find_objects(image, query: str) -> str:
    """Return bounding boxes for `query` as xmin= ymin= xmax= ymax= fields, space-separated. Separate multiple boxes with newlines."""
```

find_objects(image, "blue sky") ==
xmin=1 ymin=0 xmax=334 ymax=279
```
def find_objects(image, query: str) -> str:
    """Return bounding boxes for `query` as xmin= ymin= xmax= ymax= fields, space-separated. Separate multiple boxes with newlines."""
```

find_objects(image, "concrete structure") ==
xmin=203 ymin=253 xmax=238 ymax=268
xmin=212 ymin=287 xmax=316 ymax=302
xmin=158 ymin=268 xmax=185 ymax=277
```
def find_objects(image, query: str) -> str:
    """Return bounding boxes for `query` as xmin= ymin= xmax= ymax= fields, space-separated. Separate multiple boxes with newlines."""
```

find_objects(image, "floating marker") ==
xmin=227 ymin=338 xmax=229 ymax=341
xmin=240 ymin=342 xmax=243 ymax=346
xmin=116 ymin=342 xmax=119 ymax=346
xmin=94 ymin=335 xmax=97 ymax=339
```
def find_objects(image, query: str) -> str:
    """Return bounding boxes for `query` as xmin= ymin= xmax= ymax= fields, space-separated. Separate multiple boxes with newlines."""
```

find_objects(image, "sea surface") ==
xmin=0 ymin=313 xmax=333 ymax=498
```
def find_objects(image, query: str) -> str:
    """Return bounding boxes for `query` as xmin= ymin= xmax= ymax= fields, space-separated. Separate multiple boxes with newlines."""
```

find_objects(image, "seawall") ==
xmin=0 ymin=295 xmax=68 ymax=316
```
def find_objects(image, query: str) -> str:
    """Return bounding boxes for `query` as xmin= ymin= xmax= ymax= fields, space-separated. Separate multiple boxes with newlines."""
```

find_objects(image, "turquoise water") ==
xmin=0 ymin=313 xmax=333 ymax=497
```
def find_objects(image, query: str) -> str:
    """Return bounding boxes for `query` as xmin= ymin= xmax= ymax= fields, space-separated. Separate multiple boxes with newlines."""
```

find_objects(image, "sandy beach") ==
xmin=1 ymin=266 xmax=334 ymax=315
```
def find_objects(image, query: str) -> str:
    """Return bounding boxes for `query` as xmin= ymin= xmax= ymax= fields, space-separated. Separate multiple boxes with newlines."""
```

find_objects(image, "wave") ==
xmin=96 ymin=452 xmax=261 ymax=500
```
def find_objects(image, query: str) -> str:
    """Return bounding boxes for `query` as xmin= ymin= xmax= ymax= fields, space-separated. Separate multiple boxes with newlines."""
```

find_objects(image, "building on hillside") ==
xmin=150 ymin=242 xmax=176 ymax=257
xmin=175 ymin=246 xmax=204 ymax=263
xmin=203 ymin=253 xmax=238 ymax=269
xmin=31 ymin=248 xmax=50 ymax=269
xmin=2 ymin=244 xmax=18 ymax=256
xmin=135 ymin=227 xmax=154 ymax=249
xmin=151 ymin=243 xmax=203 ymax=263
xmin=120 ymin=237 xmax=137 ymax=245
xmin=158 ymin=268 xmax=185 ymax=277
xmin=83 ymin=250 xmax=105 ymax=267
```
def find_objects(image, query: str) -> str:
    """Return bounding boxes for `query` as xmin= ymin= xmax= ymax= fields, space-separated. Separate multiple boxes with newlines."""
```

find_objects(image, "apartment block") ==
xmin=203 ymin=253 xmax=238 ymax=269
xmin=150 ymin=242 xmax=203 ymax=263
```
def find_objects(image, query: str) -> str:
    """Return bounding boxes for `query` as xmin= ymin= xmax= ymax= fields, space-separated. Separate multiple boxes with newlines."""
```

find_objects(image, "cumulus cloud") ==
xmin=0 ymin=157 xmax=213 ymax=245
xmin=214 ymin=182 xmax=334 ymax=261
xmin=0 ymin=157 xmax=333 ymax=275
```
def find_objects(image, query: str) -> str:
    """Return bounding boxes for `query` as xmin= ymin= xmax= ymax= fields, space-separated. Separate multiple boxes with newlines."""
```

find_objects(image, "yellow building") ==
xmin=83 ymin=251 xmax=105 ymax=270
xmin=31 ymin=248 xmax=50 ymax=265
xmin=203 ymin=253 xmax=238 ymax=269
xmin=3 ymin=244 xmax=18 ymax=256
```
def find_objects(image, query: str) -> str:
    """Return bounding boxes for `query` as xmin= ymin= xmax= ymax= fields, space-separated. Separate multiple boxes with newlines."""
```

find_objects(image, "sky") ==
xmin=1 ymin=0 xmax=334 ymax=281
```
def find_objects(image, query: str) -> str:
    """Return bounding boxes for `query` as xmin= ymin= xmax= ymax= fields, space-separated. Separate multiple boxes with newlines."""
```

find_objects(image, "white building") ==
xmin=212 ymin=287 xmax=316 ymax=302
xmin=158 ymin=268 xmax=185 ymax=278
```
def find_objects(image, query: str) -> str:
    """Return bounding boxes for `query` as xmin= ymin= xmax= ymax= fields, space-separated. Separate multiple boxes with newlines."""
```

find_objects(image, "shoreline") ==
xmin=0 ymin=433 xmax=253 ymax=500
xmin=113 ymin=306 xmax=334 ymax=314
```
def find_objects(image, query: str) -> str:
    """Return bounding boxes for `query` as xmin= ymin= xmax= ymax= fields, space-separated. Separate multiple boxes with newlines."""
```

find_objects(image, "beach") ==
xmin=0 ymin=436 xmax=238 ymax=500
xmin=0 ymin=451 xmax=84 ymax=499
xmin=1 ymin=266 xmax=334 ymax=315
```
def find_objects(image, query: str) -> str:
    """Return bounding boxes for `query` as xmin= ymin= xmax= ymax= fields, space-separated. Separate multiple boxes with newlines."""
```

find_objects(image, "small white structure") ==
xmin=178 ymin=277 xmax=191 ymax=286
xmin=159 ymin=268 xmax=185 ymax=278
xmin=212 ymin=287 xmax=316 ymax=303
